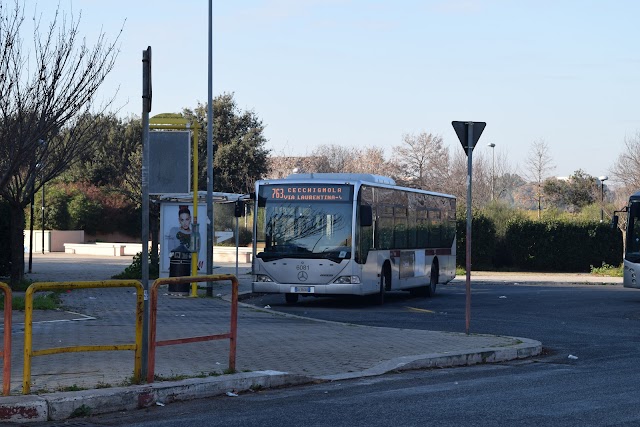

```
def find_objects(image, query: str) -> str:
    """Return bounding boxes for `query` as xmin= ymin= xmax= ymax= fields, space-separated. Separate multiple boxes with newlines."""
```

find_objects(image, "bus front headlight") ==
xmin=255 ymin=274 xmax=273 ymax=282
xmin=334 ymin=275 xmax=361 ymax=284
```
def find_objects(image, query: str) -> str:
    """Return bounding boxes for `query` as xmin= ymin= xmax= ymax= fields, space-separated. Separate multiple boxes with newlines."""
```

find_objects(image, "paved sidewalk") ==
xmin=0 ymin=253 xmax=544 ymax=422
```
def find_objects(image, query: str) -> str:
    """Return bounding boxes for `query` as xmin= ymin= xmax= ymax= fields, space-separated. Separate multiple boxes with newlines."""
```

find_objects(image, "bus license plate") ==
xmin=292 ymin=286 xmax=314 ymax=294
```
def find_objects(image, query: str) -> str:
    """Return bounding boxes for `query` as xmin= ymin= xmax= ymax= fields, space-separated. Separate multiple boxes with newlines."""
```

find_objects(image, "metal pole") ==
xmin=491 ymin=146 xmax=495 ymax=201
xmin=41 ymin=183 xmax=45 ymax=254
xmin=206 ymin=0 xmax=214 ymax=296
xmin=235 ymin=214 xmax=239 ymax=278
xmin=465 ymin=123 xmax=473 ymax=335
xmin=141 ymin=47 xmax=151 ymax=380
xmin=28 ymin=190 xmax=34 ymax=273
xmin=601 ymin=182 xmax=604 ymax=222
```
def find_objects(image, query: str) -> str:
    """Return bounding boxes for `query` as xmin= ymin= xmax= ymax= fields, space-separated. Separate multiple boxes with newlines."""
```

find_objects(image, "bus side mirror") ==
xmin=611 ymin=215 xmax=618 ymax=229
xmin=360 ymin=205 xmax=373 ymax=227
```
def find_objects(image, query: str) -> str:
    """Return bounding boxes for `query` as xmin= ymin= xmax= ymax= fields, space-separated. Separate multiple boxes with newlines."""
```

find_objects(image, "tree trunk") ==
xmin=9 ymin=202 xmax=26 ymax=288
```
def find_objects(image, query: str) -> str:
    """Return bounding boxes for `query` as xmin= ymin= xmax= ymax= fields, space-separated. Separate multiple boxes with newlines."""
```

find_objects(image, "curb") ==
xmin=0 ymin=338 xmax=542 ymax=423
xmin=0 ymin=371 xmax=315 ymax=423
xmin=318 ymin=337 xmax=542 ymax=380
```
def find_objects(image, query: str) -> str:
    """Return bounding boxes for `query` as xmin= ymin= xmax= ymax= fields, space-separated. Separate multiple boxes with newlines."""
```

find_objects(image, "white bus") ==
xmin=613 ymin=191 xmax=640 ymax=288
xmin=252 ymin=173 xmax=457 ymax=304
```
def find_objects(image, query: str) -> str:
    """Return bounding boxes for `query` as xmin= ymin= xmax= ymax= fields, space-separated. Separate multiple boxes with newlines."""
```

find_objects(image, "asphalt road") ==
xmin=32 ymin=280 xmax=640 ymax=426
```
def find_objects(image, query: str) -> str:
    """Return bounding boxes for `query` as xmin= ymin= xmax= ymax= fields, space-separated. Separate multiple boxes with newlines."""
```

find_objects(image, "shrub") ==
xmin=112 ymin=252 xmax=159 ymax=280
xmin=505 ymin=219 xmax=622 ymax=272
xmin=456 ymin=211 xmax=496 ymax=270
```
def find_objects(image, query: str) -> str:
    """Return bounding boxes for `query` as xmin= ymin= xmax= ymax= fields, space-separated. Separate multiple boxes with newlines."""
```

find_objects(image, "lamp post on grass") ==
xmin=598 ymin=175 xmax=608 ymax=222
xmin=488 ymin=143 xmax=496 ymax=201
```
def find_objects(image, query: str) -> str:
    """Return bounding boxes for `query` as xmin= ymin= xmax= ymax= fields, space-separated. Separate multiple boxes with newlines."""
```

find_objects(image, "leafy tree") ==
xmin=543 ymin=170 xmax=597 ymax=212
xmin=0 ymin=1 xmax=121 ymax=286
xmin=65 ymin=116 xmax=142 ymax=195
xmin=182 ymin=93 xmax=270 ymax=194
xmin=68 ymin=194 xmax=103 ymax=234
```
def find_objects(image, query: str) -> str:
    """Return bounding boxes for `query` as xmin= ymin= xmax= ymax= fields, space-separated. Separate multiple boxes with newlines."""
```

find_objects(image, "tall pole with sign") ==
xmin=206 ymin=0 xmax=215 ymax=296
xmin=141 ymin=46 xmax=152 ymax=380
xmin=452 ymin=121 xmax=486 ymax=335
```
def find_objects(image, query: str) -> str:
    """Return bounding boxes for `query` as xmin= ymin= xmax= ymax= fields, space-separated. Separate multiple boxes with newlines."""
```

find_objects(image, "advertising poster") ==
xmin=160 ymin=202 xmax=208 ymax=276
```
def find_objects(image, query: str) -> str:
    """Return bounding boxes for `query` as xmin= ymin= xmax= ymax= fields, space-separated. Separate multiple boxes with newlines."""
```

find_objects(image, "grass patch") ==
xmin=70 ymin=404 xmax=92 ymax=418
xmin=58 ymin=384 xmax=86 ymax=392
xmin=590 ymin=263 xmax=623 ymax=277
xmin=8 ymin=278 xmax=34 ymax=292
xmin=153 ymin=373 xmax=190 ymax=382
xmin=95 ymin=382 xmax=112 ymax=389
xmin=1 ymin=292 xmax=63 ymax=310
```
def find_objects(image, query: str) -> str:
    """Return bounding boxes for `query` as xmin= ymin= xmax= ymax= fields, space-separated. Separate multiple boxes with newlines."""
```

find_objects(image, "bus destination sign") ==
xmin=263 ymin=184 xmax=351 ymax=202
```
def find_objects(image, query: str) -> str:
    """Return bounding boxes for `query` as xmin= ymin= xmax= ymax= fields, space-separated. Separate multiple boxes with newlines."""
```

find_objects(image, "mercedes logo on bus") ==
xmin=297 ymin=271 xmax=308 ymax=282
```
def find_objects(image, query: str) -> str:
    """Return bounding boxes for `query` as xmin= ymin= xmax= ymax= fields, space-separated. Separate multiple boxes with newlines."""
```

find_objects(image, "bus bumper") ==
xmin=252 ymin=281 xmax=364 ymax=296
xmin=623 ymin=260 xmax=639 ymax=288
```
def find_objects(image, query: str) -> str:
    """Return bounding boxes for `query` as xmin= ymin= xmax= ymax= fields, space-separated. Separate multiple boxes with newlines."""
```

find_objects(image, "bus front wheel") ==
xmin=373 ymin=266 xmax=390 ymax=305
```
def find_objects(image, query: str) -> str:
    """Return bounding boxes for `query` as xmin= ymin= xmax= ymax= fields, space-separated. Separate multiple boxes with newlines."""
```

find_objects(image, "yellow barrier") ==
xmin=22 ymin=280 xmax=143 ymax=395
xmin=0 ymin=282 xmax=11 ymax=396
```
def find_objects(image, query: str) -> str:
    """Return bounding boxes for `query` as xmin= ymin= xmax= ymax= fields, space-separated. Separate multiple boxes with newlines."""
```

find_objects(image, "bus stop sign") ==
xmin=452 ymin=121 xmax=486 ymax=154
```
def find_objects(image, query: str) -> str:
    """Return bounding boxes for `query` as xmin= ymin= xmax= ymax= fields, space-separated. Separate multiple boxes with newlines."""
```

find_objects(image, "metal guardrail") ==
xmin=0 ymin=282 xmax=11 ymax=396
xmin=147 ymin=274 xmax=238 ymax=383
xmin=22 ymin=280 xmax=144 ymax=394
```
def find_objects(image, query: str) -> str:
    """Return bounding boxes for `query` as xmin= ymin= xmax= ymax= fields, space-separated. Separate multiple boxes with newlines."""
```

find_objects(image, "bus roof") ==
xmin=286 ymin=173 xmax=396 ymax=185
xmin=258 ymin=173 xmax=455 ymax=200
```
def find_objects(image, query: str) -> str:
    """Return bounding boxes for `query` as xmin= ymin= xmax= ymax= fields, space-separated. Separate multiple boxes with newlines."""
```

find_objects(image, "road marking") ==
xmin=405 ymin=306 xmax=435 ymax=314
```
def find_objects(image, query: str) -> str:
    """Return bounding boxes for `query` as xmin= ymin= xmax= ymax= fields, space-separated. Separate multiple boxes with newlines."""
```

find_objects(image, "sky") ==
xmin=32 ymin=0 xmax=640 ymax=182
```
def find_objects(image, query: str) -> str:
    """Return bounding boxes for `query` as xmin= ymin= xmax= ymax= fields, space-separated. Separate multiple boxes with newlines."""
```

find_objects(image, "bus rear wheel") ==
xmin=285 ymin=293 xmax=299 ymax=304
xmin=410 ymin=263 xmax=438 ymax=298
xmin=426 ymin=263 xmax=438 ymax=297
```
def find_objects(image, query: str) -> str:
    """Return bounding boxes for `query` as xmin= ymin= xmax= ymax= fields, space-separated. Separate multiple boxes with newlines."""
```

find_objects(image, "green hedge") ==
xmin=455 ymin=214 xmax=622 ymax=272
xmin=504 ymin=219 xmax=622 ymax=272
xmin=456 ymin=212 xmax=496 ymax=270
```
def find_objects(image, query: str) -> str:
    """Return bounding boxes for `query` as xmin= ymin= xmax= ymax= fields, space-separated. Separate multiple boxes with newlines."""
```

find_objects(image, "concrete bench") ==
xmin=64 ymin=243 xmax=126 ymax=256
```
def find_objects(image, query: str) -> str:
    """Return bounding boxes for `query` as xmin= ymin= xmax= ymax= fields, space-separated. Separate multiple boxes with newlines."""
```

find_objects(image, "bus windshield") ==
xmin=256 ymin=184 xmax=354 ymax=262
xmin=627 ymin=201 xmax=640 ymax=263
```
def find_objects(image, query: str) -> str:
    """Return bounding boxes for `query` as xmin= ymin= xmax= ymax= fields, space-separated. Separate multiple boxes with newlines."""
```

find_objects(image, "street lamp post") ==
xmin=41 ymin=182 xmax=45 ymax=254
xmin=598 ymin=175 xmax=608 ymax=222
xmin=488 ymin=143 xmax=496 ymax=201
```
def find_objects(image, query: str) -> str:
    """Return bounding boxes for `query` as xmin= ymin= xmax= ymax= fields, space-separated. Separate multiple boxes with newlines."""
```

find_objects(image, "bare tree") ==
xmin=0 ymin=1 xmax=121 ymax=285
xmin=610 ymin=132 xmax=640 ymax=192
xmin=609 ymin=132 xmax=640 ymax=248
xmin=268 ymin=145 xmax=397 ymax=181
xmin=449 ymin=149 xmax=491 ymax=208
xmin=524 ymin=139 xmax=555 ymax=219
xmin=344 ymin=147 xmax=398 ymax=178
xmin=308 ymin=145 xmax=353 ymax=173
xmin=392 ymin=132 xmax=450 ymax=192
